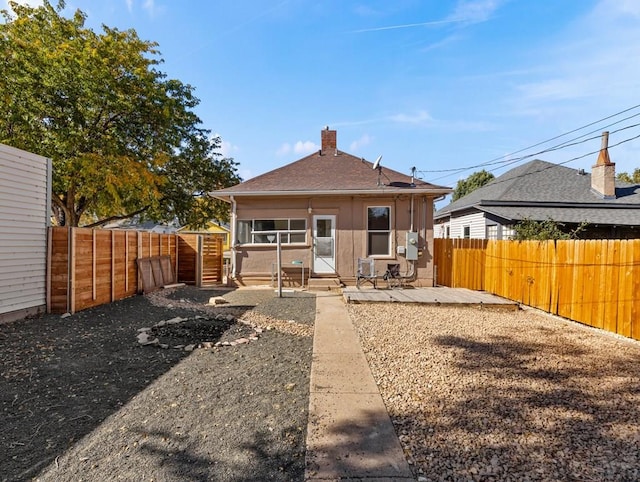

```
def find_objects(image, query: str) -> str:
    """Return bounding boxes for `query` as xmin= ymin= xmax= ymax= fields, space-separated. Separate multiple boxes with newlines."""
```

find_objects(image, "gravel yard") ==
xmin=1 ymin=286 xmax=314 ymax=482
xmin=348 ymin=303 xmax=640 ymax=482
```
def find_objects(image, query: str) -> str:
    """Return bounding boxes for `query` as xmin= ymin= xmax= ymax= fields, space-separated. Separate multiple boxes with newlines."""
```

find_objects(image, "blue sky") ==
xmin=5 ymin=0 xmax=640 ymax=197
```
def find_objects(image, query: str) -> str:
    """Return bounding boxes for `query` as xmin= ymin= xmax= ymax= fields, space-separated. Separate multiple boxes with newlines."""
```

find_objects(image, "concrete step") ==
xmin=307 ymin=277 xmax=342 ymax=291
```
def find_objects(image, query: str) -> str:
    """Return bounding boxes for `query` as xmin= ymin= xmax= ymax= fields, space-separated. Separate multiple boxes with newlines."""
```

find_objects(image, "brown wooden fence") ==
xmin=48 ymin=227 xmax=223 ymax=314
xmin=434 ymin=238 xmax=640 ymax=341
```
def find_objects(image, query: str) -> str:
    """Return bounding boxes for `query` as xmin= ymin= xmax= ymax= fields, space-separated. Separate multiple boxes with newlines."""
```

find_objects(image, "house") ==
xmin=178 ymin=220 xmax=231 ymax=252
xmin=210 ymin=127 xmax=452 ymax=288
xmin=435 ymin=132 xmax=640 ymax=239
xmin=0 ymin=143 xmax=51 ymax=323
xmin=103 ymin=218 xmax=180 ymax=234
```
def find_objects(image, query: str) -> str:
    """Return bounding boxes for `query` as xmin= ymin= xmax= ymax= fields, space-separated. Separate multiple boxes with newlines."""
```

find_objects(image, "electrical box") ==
xmin=406 ymin=232 xmax=419 ymax=260
xmin=396 ymin=245 xmax=406 ymax=255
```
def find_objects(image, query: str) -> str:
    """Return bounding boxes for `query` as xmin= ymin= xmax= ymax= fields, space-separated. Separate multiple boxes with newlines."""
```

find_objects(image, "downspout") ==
xmin=230 ymin=195 xmax=237 ymax=279
xmin=410 ymin=194 xmax=415 ymax=232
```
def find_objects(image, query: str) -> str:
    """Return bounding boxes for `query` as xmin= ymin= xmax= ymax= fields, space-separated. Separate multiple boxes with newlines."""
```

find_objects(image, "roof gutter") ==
xmin=210 ymin=187 xmax=452 ymax=201
xmin=480 ymin=200 xmax=640 ymax=209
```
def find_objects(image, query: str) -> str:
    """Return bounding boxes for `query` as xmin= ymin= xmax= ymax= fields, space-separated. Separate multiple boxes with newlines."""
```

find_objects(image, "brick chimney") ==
xmin=320 ymin=126 xmax=337 ymax=154
xmin=591 ymin=131 xmax=616 ymax=199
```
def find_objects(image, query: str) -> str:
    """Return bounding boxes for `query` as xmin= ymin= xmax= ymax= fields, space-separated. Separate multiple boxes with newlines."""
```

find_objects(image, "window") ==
xmin=445 ymin=225 xmax=450 ymax=239
xmin=367 ymin=206 xmax=391 ymax=256
xmin=463 ymin=226 xmax=470 ymax=239
xmin=486 ymin=225 xmax=498 ymax=240
xmin=237 ymin=219 xmax=306 ymax=245
xmin=501 ymin=225 xmax=516 ymax=240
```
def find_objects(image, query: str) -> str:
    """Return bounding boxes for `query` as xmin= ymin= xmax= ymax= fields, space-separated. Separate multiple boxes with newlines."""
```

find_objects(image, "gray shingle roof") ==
xmin=435 ymin=160 xmax=640 ymax=226
xmin=212 ymin=150 xmax=451 ymax=197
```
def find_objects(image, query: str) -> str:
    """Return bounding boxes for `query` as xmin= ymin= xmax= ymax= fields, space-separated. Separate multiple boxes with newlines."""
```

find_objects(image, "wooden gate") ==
xmin=201 ymin=234 xmax=223 ymax=286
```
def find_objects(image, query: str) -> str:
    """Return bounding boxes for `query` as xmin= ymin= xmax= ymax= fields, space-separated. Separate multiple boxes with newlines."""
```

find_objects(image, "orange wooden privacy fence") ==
xmin=48 ymin=227 xmax=224 ymax=314
xmin=434 ymin=238 xmax=488 ymax=290
xmin=434 ymin=238 xmax=640 ymax=341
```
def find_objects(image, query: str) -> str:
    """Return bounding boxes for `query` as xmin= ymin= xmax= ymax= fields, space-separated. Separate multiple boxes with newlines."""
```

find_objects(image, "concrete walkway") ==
xmin=305 ymin=292 xmax=415 ymax=481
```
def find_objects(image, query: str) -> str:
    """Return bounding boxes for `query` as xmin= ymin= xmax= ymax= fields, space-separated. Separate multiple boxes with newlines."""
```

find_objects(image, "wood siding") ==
xmin=435 ymin=238 xmax=640 ymax=341
xmin=0 ymin=144 xmax=51 ymax=321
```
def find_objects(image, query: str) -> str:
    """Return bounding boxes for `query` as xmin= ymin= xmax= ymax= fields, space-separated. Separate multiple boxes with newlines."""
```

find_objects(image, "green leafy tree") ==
xmin=512 ymin=218 xmax=588 ymax=240
xmin=616 ymin=168 xmax=640 ymax=184
xmin=0 ymin=1 xmax=240 ymax=227
xmin=452 ymin=169 xmax=495 ymax=201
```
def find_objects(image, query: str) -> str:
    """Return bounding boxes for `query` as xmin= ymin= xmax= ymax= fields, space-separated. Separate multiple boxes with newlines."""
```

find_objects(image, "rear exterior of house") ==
xmin=212 ymin=128 xmax=452 ymax=287
xmin=0 ymin=144 xmax=51 ymax=322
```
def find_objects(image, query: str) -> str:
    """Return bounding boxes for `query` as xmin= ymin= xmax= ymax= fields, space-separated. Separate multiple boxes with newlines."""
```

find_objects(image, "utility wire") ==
xmin=432 ymin=131 xmax=640 ymax=187
xmin=416 ymin=103 xmax=640 ymax=177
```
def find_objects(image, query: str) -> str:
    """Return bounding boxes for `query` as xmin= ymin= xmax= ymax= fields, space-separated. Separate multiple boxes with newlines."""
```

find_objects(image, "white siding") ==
xmin=450 ymin=211 xmax=488 ymax=239
xmin=0 ymin=143 xmax=51 ymax=318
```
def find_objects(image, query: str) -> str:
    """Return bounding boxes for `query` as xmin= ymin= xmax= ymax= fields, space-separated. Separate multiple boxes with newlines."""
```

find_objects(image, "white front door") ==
xmin=313 ymin=215 xmax=336 ymax=274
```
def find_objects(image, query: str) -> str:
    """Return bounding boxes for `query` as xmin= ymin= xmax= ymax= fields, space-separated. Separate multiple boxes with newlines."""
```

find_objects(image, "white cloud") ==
xmin=219 ymin=139 xmax=239 ymax=158
xmin=350 ymin=134 xmax=373 ymax=152
xmin=238 ymin=168 xmax=253 ymax=181
xmin=390 ymin=110 xmax=432 ymax=124
xmin=276 ymin=140 xmax=318 ymax=157
xmin=294 ymin=140 xmax=317 ymax=154
xmin=125 ymin=0 xmax=133 ymax=13
xmin=448 ymin=0 xmax=504 ymax=24
xmin=143 ymin=0 xmax=154 ymax=13
xmin=352 ymin=0 xmax=504 ymax=34
xmin=276 ymin=142 xmax=292 ymax=156
xmin=513 ymin=0 xmax=640 ymax=109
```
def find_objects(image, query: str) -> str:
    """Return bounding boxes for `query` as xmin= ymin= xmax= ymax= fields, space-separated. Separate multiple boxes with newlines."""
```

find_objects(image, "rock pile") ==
xmin=136 ymin=313 xmax=270 ymax=351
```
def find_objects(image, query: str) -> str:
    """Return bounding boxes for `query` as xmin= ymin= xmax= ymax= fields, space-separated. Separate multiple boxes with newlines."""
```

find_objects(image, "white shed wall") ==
xmin=0 ymin=143 xmax=51 ymax=321
xmin=450 ymin=211 xmax=487 ymax=239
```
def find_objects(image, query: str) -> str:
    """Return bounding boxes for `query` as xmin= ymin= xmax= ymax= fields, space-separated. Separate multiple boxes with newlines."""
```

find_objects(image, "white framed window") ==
xmin=237 ymin=219 xmax=306 ymax=245
xmin=367 ymin=206 xmax=391 ymax=256
xmin=463 ymin=225 xmax=471 ymax=239
xmin=501 ymin=225 xmax=516 ymax=240
xmin=486 ymin=225 xmax=498 ymax=240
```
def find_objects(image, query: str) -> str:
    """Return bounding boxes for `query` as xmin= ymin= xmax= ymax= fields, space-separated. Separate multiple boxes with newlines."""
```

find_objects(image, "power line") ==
xmin=416 ymin=103 xmax=640 ymax=178
xmin=433 ymin=131 xmax=640 ymax=189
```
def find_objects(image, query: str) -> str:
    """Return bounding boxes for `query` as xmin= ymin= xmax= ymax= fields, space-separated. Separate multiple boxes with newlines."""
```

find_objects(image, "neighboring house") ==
xmin=178 ymin=221 xmax=231 ymax=252
xmin=211 ymin=128 xmax=452 ymax=287
xmin=103 ymin=219 xmax=180 ymax=234
xmin=435 ymin=133 xmax=640 ymax=239
xmin=0 ymin=143 xmax=51 ymax=323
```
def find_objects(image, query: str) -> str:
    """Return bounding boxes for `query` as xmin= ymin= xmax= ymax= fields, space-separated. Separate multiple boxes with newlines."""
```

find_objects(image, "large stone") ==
xmin=165 ymin=317 xmax=187 ymax=324
xmin=209 ymin=296 xmax=228 ymax=305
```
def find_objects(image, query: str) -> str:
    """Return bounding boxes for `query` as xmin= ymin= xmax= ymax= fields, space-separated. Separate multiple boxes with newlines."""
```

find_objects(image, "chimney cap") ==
xmin=595 ymin=131 xmax=613 ymax=166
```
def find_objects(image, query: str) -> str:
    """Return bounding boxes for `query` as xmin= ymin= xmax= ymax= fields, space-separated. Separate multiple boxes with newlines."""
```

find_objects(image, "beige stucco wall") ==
xmin=231 ymin=194 xmax=436 ymax=287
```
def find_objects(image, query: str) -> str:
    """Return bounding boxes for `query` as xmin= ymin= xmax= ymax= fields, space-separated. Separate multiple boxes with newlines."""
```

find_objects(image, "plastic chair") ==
xmin=383 ymin=263 xmax=403 ymax=288
xmin=356 ymin=257 xmax=377 ymax=288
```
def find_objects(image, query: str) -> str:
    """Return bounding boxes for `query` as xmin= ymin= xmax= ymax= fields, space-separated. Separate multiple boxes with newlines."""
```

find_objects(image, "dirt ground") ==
xmin=0 ymin=286 xmax=315 ymax=482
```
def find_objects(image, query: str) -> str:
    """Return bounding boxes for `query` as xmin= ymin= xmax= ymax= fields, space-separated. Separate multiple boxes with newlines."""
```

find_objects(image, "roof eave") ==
xmin=211 ymin=187 xmax=453 ymax=201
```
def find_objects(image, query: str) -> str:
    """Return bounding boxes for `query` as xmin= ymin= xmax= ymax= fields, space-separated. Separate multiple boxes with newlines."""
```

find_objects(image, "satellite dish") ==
xmin=372 ymin=155 xmax=382 ymax=170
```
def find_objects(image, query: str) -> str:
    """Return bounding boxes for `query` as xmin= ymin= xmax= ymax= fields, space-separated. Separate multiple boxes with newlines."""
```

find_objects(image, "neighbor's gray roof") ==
xmin=435 ymin=160 xmax=640 ymax=226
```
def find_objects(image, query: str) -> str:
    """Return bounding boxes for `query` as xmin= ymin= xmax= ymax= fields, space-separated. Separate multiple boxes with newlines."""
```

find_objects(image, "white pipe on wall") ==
xmin=230 ymin=195 xmax=237 ymax=279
